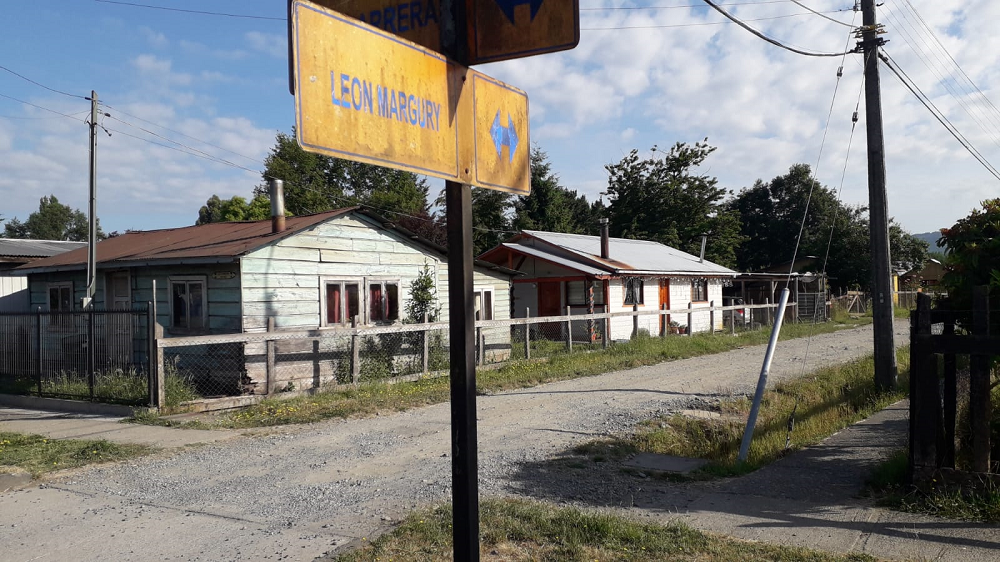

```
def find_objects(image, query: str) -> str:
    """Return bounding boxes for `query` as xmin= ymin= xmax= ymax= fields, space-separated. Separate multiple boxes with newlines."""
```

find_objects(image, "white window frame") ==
xmin=474 ymin=287 xmax=495 ymax=321
xmin=320 ymin=277 xmax=363 ymax=327
xmin=168 ymin=275 xmax=208 ymax=332
xmin=366 ymin=278 xmax=402 ymax=325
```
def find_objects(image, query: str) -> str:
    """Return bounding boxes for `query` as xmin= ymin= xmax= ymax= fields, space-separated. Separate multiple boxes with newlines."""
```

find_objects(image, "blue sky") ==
xmin=2 ymin=0 xmax=999 ymax=238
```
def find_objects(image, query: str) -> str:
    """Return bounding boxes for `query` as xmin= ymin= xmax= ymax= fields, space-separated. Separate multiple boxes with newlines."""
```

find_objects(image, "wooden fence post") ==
xmin=709 ymin=300 xmax=715 ymax=333
xmin=632 ymin=303 xmax=639 ymax=339
xmin=602 ymin=311 xmax=609 ymax=349
xmin=660 ymin=303 xmax=666 ymax=338
xmin=422 ymin=313 xmax=429 ymax=374
xmin=970 ymin=286 xmax=991 ymax=473
xmin=154 ymin=323 xmax=165 ymax=409
xmin=524 ymin=308 xmax=531 ymax=360
xmin=477 ymin=326 xmax=485 ymax=365
xmin=351 ymin=315 xmax=360 ymax=384
xmin=266 ymin=317 xmax=276 ymax=394
xmin=942 ymin=311 xmax=957 ymax=468
xmin=565 ymin=306 xmax=573 ymax=352
xmin=765 ymin=298 xmax=771 ymax=326
xmin=909 ymin=293 xmax=937 ymax=475
xmin=686 ymin=302 xmax=693 ymax=336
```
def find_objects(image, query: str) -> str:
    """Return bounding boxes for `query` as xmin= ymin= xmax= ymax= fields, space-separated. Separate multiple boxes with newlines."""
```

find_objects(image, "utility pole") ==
xmin=859 ymin=1 xmax=897 ymax=390
xmin=86 ymin=90 xmax=98 ymax=308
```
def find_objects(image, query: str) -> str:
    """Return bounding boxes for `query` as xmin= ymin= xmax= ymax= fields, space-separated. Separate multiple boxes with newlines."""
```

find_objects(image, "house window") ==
xmin=369 ymin=281 xmax=400 ymax=324
xmin=568 ymin=280 xmax=604 ymax=307
xmin=324 ymin=281 xmax=360 ymax=325
xmin=47 ymin=282 xmax=73 ymax=312
xmin=474 ymin=288 xmax=494 ymax=321
xmin=691 ymin=280 xmax=709 ymax=302
xmin=623 ymin=277 xmax=644 ymax=305
xmin=169 ymin=277 xmax=207 ymax=330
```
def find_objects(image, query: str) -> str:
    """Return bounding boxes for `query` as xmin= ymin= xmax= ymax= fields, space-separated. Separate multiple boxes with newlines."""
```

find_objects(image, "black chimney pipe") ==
xmin=599 ymin=218 xmax=609 ymax=259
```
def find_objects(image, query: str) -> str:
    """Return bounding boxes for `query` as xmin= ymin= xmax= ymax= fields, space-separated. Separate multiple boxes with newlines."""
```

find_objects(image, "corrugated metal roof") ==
xmin=0 ymin=239 xmax=87 ymax=258
xmin=501 ymin=242 xmax=606 ymax=276
xmin=16 ymin=209 xmax=352 ymax=273
xmin=522 ymin=230 xmax=736 ymax=276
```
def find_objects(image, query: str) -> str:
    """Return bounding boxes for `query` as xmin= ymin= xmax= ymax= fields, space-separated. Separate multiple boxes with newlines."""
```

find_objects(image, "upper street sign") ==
xmin=308 ymin=0 xmax=579 ymax=64
xmin=292 ymin=0 xmax=530 ymax=194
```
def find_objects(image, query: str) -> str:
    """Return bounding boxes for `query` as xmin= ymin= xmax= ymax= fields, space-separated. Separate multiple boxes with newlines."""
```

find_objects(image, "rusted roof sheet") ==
xmin=0 ymin=238 xmax=86 ymax=259
xmin=16 ymin=209 xmax=352 ymax=273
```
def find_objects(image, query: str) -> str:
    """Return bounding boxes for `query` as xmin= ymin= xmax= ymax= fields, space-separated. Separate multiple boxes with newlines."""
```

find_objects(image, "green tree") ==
xmin=604 ymin=141 xmax=744 ymax=268
xmin=405 ymin=262 xmax=438 ymax=322
xmin=471 ymin=188 xmax=513 ymax=256
xmin=3 ymin=195 xmax=105 ymax=241
xmin=938 ymin=198 xmax=1000 ymax=333
xmin=513 ymin=147 xmax=594 ymax=234
xmin=196 ymin=194 xmax=271 ymax=225
xmin=727 ymin=165 xmax=927 ymax=290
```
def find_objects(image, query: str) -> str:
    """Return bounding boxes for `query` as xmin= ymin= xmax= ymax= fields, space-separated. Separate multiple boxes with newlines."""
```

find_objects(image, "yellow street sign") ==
xmin=292 ymin=0 xmax=530 ymax=194
xmin=306 ymin=0 xmax=578 ymax=65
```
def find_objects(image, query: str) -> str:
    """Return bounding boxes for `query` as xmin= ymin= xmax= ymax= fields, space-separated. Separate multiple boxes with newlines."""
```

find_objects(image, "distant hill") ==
xmin=913 ymin=231 xmax=945 ymax=251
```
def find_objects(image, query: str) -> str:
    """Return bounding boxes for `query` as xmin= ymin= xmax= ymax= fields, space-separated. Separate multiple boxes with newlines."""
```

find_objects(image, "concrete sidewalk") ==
xmin=647 ymin=402 xmax=1000 ymax=561
xmin=0 ymin=407 xmax=242 ymax=448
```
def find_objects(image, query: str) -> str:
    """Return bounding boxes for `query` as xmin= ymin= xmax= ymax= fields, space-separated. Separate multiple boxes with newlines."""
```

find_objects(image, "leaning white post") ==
xmin=738 ymin=288 xmax=791 ymax=463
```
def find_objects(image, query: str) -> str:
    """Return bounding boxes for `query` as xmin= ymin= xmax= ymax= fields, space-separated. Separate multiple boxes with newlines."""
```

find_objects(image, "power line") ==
xmin=581 ymin=1 xmax=817 ymax=10
xmin=0 ymin=92 xmax=88 ymax=121
xmin=99 ymin=102 xmax=264 ymax=166
xmin=697 ymin=0 xmax=859 ymax=57
xmin=0 ymin=65 xmax=87 ymax=99
xmin=583 ymin=9 xmax=852 ymax=30
xmin=880 ymin=51 xmax=1000 ymax=182
xmin=91 ymin=0 xmax=284 ymax=21
xmin=789 ymin=0 xmax=856 ymax=28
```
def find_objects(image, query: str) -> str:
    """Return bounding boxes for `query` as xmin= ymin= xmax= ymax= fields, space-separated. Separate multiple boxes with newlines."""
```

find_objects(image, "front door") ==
xmin=537 ymin=281 xmax=562 ymax=339
xmin=659 ymin=279 xmax=670 ymax=334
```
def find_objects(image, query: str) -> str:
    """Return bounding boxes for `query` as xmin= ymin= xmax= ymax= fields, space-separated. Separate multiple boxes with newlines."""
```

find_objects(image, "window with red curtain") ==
xmin=326 ymin=283 xmax=341 ymax=324
xmin=369 ymin=283 xmax=384 ymax=322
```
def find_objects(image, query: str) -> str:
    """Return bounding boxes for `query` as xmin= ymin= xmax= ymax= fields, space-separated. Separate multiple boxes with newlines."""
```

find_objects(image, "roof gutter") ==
xmin=15 ymin=256 xmax=238 ymax=276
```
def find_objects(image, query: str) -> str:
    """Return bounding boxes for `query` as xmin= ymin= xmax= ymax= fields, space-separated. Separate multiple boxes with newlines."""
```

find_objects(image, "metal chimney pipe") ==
xmin=599 ymin=218 xmax=609 ymax=259
xmin=269 ymin=178 xmax=285 ymax=233
xmin=699 ymin=234 xmax=708 ymax=263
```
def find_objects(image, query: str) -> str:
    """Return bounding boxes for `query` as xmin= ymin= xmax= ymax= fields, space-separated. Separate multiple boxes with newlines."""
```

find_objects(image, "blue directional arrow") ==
xmin=490 ymin=110 xmax=520 ymax=163
xmin=494 ymin=0 xmax=544 ymax=24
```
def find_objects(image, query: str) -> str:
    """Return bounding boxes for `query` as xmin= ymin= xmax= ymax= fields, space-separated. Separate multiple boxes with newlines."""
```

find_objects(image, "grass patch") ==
xmin=576 ymin=348 xmax=910 ymax=477
xmin=132 ymin=317 xmax=873 ymax=429
xmin=335 ymin=498 xmax=875 ymax=561
xmin=0 ymin=367 xmax=200 ymax=408
xmin=867 ymin=449 xmax=1000 ymax=522
xmin=0 ymin=431 xmax=153 ymax=478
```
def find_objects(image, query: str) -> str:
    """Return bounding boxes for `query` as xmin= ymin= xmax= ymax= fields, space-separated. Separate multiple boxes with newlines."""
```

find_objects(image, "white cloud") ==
xmin=139 ymin=26 xmax=167 ymax=49
xmin=132 ymin=54 xmax=192 ymax=86
xmin=245 ymin=31 xmax=287 ymax=59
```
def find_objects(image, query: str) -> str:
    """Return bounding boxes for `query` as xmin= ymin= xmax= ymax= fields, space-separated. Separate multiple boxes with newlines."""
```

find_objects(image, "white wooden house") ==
xmin=16 ymin=208 xmax=515 ymax=390
xmin=479 ymin=224 xmax=737 ymax=339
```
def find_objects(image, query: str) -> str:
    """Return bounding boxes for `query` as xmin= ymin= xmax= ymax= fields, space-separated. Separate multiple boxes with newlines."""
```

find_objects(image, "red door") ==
xmin=537 ymin=281 xmax=562 ymax=339
xmin=659 ymin=279 xmax=670 ymax=334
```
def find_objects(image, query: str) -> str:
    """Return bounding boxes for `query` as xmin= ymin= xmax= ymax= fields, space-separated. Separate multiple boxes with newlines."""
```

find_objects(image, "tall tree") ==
xmin=196 ymin=194 xmax=271 ymax=225
xmin=513 ymin=147 xmax=594 ymax=234
xmin=471 ymin=189 xmax=513 ymax=257
xmin=3 ymin=195 xmax=105 ymax=241
xmin=728 ymin=164 xmax=928 ymax=290
xmin=603 ymin=141 xmax=743 ymax=267
xmin=938 ymin=198 xmax=1000 ymax=333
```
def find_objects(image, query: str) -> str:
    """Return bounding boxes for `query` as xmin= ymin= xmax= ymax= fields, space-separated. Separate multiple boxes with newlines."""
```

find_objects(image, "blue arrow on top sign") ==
xmin=494 ymin=0 xmax=544 ymax=24
xmin=490 ymin=110 xmax=519 ymax=163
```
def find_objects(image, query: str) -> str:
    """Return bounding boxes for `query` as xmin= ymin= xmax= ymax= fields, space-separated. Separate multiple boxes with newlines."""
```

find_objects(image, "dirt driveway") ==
xmin=0 ymin=323 xmax=908 ymax=561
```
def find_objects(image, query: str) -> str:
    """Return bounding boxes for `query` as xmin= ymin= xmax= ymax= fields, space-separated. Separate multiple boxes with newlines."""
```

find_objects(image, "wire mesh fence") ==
xmin=0 ymin=308 xmax=152 ymax=405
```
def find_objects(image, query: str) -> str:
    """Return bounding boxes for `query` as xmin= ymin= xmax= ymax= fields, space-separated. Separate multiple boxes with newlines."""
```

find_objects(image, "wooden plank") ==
xmin=910 ymin=294 xmax=937 ymax=470
xmin=241 ymin=273 xmax=319 ymax=289
xmin=970 ymin=286 xmax=991 ymax=473
xmin=242 ymin=287 xmax=320 ymax=302
xmin=942 ymin=313 xmax=957 ymax=468
xmin=320 ymin=249 xmax=380 ymax=264
xmin=248 ymin=245 xmax=321 ymax=263
xmin=913 ymin=334 xmax=1000 ymax=354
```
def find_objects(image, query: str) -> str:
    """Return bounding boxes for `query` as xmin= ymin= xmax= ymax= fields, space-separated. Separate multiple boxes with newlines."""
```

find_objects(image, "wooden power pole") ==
xmin=860 ymin=0 xmax=898 ymax=390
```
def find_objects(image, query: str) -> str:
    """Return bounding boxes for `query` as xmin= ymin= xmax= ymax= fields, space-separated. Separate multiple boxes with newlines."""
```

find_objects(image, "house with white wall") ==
xmin=479 ymin=222 xmax=737 ymax=339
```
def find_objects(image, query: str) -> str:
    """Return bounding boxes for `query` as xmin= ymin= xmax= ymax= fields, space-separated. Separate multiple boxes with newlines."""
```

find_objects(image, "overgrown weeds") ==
xmin=335 ymin=498 xmax=876 ymax=561
xmin=0 ymin=431 xmax=153 ymax=477
xmin=576 ymin=348 xmax=910 ymax=477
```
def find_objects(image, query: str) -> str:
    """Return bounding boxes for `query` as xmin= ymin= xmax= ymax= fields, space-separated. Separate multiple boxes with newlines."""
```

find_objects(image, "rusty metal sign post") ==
xmin=290 ymin=0 xmax=578 ymax=557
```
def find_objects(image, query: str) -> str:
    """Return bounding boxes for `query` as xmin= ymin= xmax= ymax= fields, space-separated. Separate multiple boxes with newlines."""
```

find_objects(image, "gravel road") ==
xmin=0 ymin=322 xmax=906 ymax=561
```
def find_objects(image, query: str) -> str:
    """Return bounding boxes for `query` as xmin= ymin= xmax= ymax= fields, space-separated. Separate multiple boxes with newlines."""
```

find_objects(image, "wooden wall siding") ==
xmin=242 ymin=214 xmax=512 ymax=331
xmin=0 ymin=275 xmax=29 ymax=312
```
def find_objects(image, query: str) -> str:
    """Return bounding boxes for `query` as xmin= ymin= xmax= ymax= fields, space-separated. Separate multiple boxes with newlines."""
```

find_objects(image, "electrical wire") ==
xmin=0 ymin=92 xmax=88 ymax=121
xmin=789 ymin=0 xmax=856 ymax=28
xmin=92 ymin=0 xmax=284 ymax=21
xmin=0 ymin=65 xmax=88 ymax=99
xmin=698 ymin=0 xmax=858 ymax=57
xmin=581 ymin=1 xmax=805 ymax=10
xmin=879 ymin=51 xmax=1000 ymax=182
xmin=583 ymin=9 xmax=851 ymax=30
